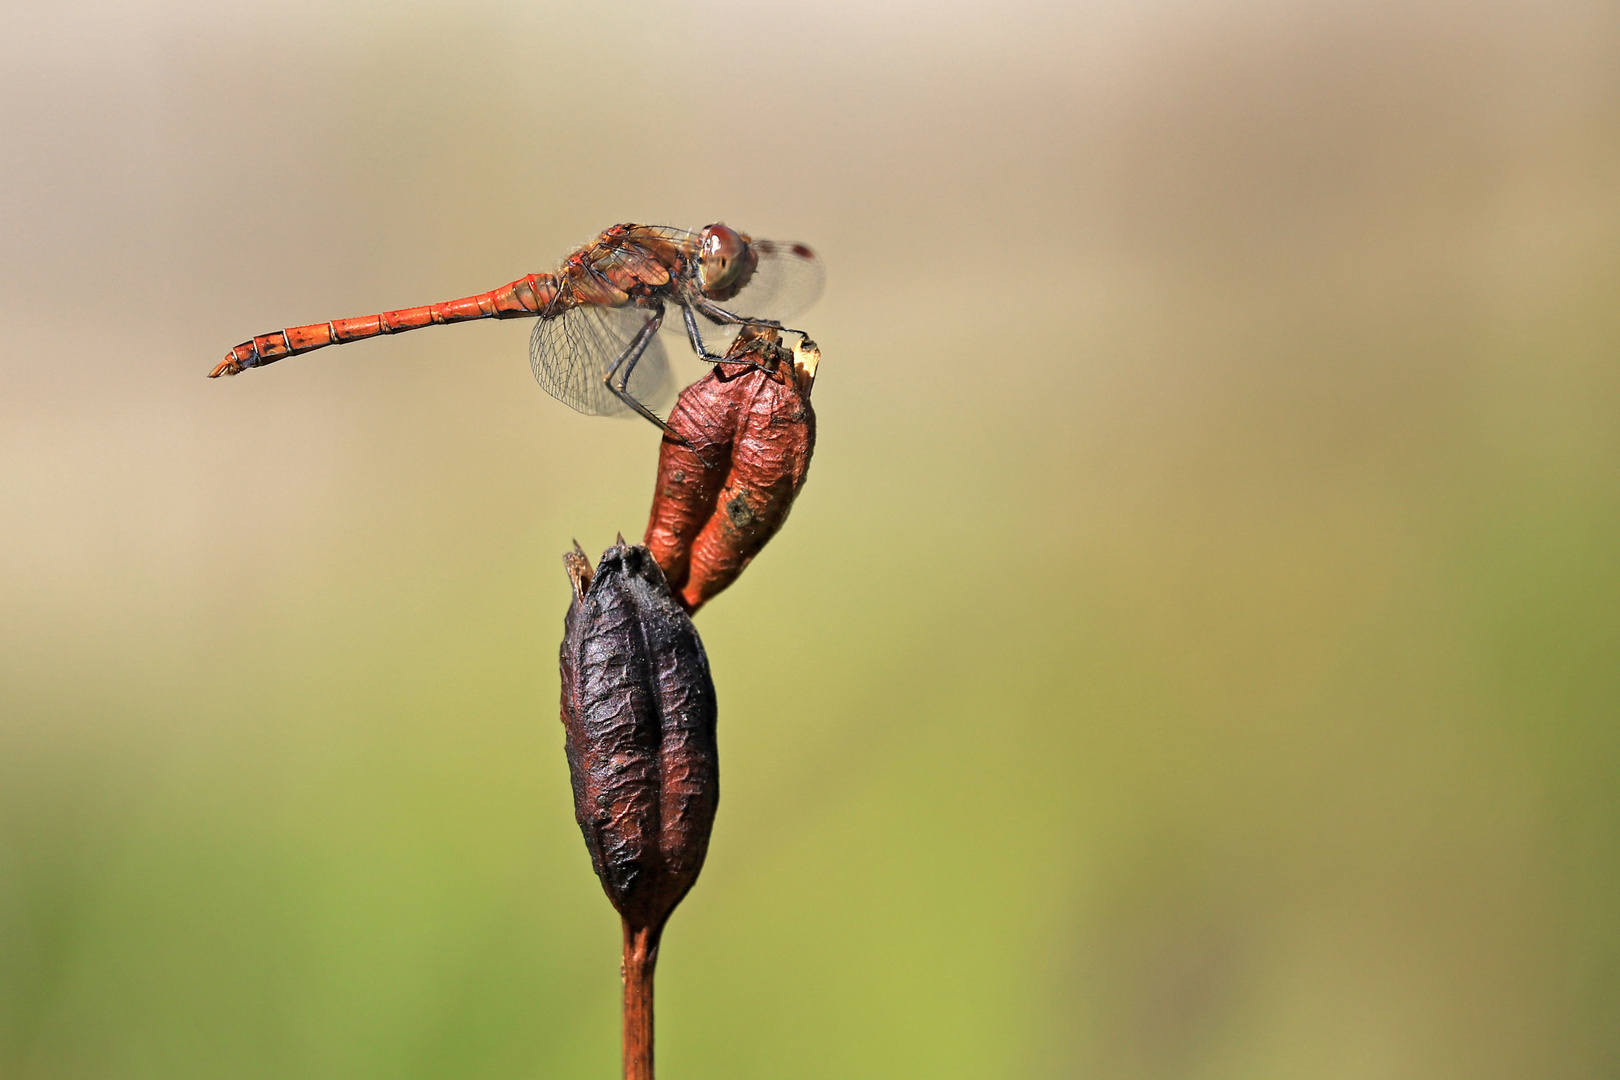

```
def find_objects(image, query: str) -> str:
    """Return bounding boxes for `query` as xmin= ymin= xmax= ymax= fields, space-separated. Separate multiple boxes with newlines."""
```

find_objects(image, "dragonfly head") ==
xmin=697 ymin=223 xmax=759 ymax=301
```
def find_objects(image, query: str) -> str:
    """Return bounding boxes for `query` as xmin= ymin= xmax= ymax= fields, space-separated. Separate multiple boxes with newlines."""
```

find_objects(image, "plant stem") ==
xmin=622 ymin=919 xmax=662 ymax=1080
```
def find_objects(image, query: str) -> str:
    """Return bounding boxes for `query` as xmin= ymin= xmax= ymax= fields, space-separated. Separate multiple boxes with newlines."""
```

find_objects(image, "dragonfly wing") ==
xmin=724 ymin=239 xmax=826 ymax=323
xmin=529 ymin=303 xmax=674 ymax=417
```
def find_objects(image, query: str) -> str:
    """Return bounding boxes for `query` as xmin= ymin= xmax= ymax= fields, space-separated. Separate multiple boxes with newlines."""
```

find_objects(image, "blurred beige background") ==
xmin=3 ymin=1 xmax=1618 ymax=1077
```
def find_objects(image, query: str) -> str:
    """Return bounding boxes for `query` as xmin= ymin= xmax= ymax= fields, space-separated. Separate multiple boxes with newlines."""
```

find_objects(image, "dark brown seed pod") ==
xmin=644 ymin=326 xmax=818 ymax=613
xmin=560 ymin=539 xmax=720 ymax=1080
xmin=559 ymin=539 xmax=719 ymax=931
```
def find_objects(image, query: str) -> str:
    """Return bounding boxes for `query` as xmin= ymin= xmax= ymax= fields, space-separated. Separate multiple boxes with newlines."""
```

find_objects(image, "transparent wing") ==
xmin=628 ymin=224 xmax=701 ymax=245
xmin=529 ymin=303 xmax=674 ymax=417
xmin=724 ymin=239 xmax=826 ymax=323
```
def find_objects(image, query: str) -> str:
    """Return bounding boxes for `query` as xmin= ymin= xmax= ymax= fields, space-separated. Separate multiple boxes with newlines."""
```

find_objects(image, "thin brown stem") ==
xmin=622 ymin=919 xmax=662 ymax=1080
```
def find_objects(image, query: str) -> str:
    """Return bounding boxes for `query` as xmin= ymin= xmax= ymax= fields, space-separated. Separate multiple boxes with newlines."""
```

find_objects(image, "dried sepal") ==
xmin=790 ymin=336 xmax=820 ymax=392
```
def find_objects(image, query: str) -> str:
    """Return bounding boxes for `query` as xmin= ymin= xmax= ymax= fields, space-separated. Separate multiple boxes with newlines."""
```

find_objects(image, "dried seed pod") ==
xmin=559 ymin=540 xmax=719 ymax=931
xmin=644 ymin=327 xmax=818 ymax=613
xmin=559 ymin=540 xmax=720 ymax=1080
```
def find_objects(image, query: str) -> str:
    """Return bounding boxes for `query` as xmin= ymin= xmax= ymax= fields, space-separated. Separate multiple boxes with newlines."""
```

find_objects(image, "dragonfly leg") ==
xmin=682 ymin=304 xmax=733 ymax=364
xmin=695 ymin=301 xmax=812 ymax=341
xmin=682 ymin=305 xmax=773 ymax=375
xmin=604 ymin=307 xmax=680 ymax=437
xmin=685 ymin=304 xmax=799 ymax=375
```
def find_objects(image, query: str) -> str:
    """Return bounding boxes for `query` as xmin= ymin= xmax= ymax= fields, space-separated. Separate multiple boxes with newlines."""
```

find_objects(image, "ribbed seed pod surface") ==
xmin=559 ymin=541 xmax=719 ymax=932
xmin=644 ymin=328 xmax=818 ymax=613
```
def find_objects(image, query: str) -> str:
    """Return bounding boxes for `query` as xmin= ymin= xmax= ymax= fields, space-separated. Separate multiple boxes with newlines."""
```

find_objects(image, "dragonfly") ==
xmin=209 ymin=223 xmax=824 ymax=431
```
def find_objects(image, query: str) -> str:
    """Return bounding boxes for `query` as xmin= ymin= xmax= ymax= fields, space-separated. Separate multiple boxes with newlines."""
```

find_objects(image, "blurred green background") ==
xmin=3 ymin=1 xmax=1618 ymax=1077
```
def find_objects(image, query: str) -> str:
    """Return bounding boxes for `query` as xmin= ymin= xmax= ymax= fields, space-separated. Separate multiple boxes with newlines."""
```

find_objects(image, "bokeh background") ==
xmin=3 ymin=1 xmax=1618 ymax=1077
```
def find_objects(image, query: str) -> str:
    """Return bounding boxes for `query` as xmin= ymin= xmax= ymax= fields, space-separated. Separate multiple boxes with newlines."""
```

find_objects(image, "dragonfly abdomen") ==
xmin=209 ymin=272 xmax=564 ymax=377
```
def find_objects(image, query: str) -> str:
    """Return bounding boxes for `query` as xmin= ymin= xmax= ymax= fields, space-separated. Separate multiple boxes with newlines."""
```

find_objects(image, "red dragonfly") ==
xmin=210 ymin=223 xmax=823 ymax=430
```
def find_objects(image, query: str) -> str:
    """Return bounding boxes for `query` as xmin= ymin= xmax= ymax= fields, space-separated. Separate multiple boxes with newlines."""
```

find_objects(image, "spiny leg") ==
xmin=695 ymin=300 xmax=812 ymax=341
xmin=681 ymin=305 xmax=773 ymax=375
xmin=682 ymin=304 xmax=732 ymax=363
xmin=603 ymin=306 xmax=678 ymax=436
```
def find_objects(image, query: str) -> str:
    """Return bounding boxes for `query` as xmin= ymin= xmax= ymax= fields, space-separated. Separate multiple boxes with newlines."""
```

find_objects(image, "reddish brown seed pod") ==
xmin=644 ymin=327 xmax=819 ymax=613
xmin=559 ymin=540 xmax=720 ymax=1080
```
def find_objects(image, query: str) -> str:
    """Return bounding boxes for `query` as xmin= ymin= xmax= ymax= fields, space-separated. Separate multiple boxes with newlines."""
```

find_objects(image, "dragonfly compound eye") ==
xmin=697 ymin=223 xmax=759 ymax=300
